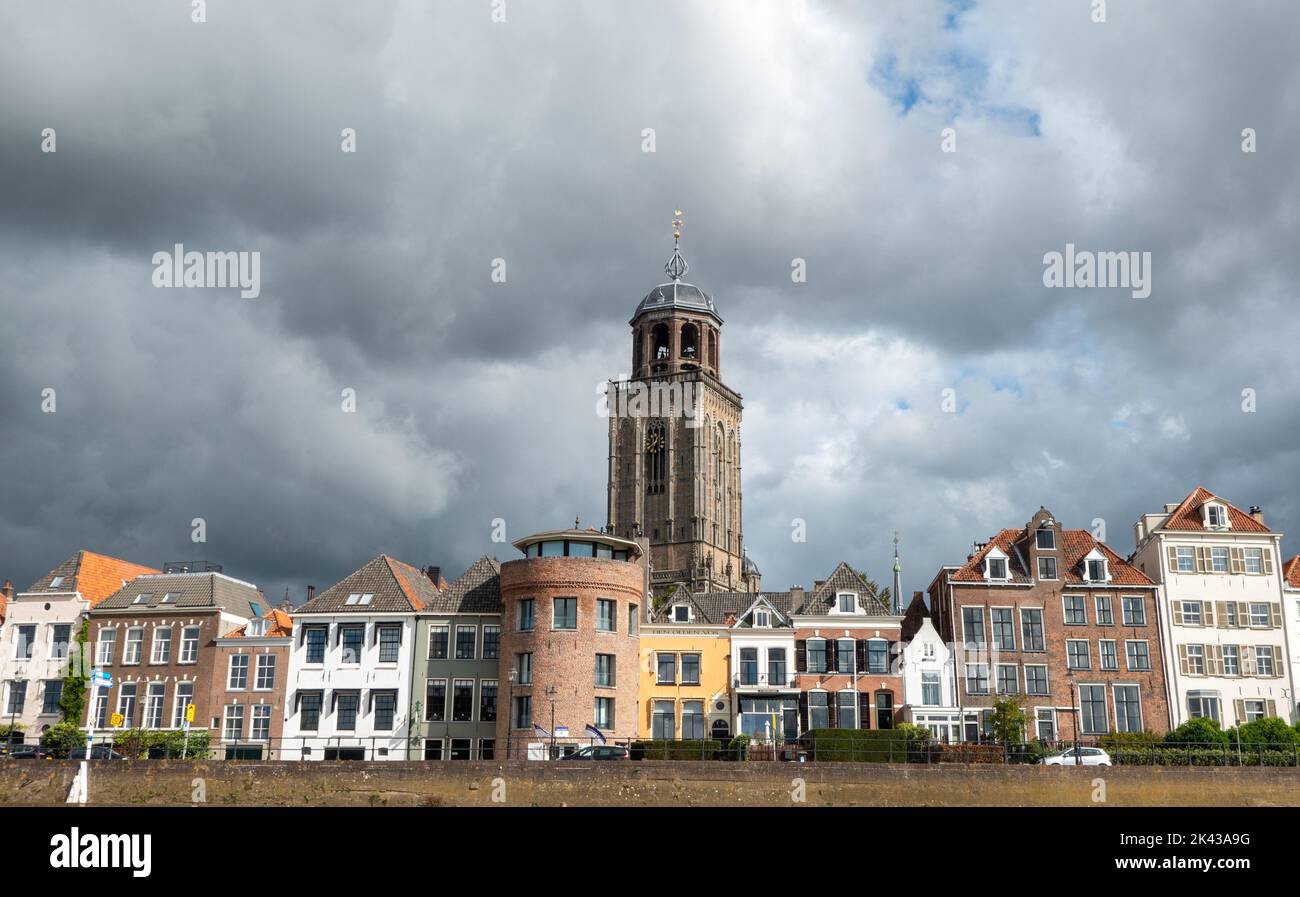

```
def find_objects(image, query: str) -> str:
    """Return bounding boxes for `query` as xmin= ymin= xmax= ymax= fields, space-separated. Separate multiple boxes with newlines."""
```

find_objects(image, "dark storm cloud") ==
xmin=1 ymin=0 xmax=1299 ymax=604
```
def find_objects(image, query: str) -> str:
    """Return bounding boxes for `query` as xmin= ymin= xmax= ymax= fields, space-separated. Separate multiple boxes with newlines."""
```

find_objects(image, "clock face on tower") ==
xmin=644 ymin=428 xmax=665 ymax=452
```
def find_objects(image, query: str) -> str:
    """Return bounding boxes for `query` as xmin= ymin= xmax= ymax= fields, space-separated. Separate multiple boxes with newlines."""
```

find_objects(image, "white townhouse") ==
xmin=1131 ymin=487 xmax=1293 ymax=728
xmin=1283 ymin=555 xmax=1300 ymax=704
xmin=898 ymin=592 xmax=962 ymax=742
xmin=282 ymin=555 xmax=434 ymax=760
xmin=727 ymin=593 xmax=798 ymax=742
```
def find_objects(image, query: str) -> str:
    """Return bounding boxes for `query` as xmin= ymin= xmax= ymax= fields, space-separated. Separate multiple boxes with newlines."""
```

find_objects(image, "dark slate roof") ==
xmin=800 ymin=562 xmax=891 ymax=615
xmin=649 ymin=584 xmax=794 ymax=625
xmin=631 ymin=281 xmax=722 ymax=323
xmin=900 ymin=592 xmax=932 ymax=641
xmin=92 ymin=572 xmax=266 ymax=619
xmin=294 ymin=555 xmax=438 ymax=615
xmin=425 ymin=556 xmax=501 ymax=614
xmin=24 ymin=550 xmax=160 ymax=607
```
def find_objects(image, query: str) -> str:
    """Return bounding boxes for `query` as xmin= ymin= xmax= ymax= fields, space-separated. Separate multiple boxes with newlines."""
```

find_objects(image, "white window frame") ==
xmin=227 ymin=653 xmax=250 ymax=690
xmin=150 ymin=627 xmax=172 ymax=664
xmin=180 ymin=626 xmax=200 ymax=664
xmin=254 ymin=654 xmax=276 ymax=691
xmin=123 ymin=628 xmax=144 ymax=665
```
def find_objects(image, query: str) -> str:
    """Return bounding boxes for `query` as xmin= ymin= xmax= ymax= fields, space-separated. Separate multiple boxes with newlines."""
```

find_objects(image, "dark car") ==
xmin=68 ymin=746 xmax=126 ymax=760
xmin=6 ymin=744 xmax=47 ymax=760
xmin=561 ymin=745 xmax=629 ymax=761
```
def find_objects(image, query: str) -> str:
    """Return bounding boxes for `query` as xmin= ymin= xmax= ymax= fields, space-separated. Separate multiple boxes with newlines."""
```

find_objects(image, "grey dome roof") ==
xmin=631 ymin=281 xmax=723 ymax=324
xmin=742 ymin=552 xmax=760 ymax=576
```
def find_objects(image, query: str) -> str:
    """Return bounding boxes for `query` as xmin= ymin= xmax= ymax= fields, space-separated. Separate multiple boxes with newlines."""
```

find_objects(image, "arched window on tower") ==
xmin=645 ymin=420 xmax=666 ymax=496
xmin=652 ymin=323 xmax=671 ymax=361
xmin=680 ymin=322 xmax=699 ymax=361
xmin=708 ymin=329 xmax=717 ymax=369
xmin=633 ymin=327 xmax=643 ymax=372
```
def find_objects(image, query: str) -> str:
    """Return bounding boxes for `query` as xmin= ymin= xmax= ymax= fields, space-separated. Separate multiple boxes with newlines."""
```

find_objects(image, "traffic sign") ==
xmin=109 ymin=713 xmax=124 ymax=728
xmin=92 ymin=671 xmax=112 ymax=687
xmin=185 ymin=703 xmax=195 ymax=723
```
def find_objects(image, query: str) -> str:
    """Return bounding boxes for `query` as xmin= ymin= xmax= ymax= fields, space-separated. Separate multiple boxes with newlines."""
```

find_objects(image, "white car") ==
xmin=1039 ymin=746 xmax=1111 ymax=766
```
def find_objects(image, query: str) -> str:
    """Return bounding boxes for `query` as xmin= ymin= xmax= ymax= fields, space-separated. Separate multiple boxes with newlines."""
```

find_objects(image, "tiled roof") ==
xmin=425 ymin=556 xmax=501 ymax=614
xmin=1158 ymin=486 xmax=1271 ymax=533
xmin=294 ymin=555 xmax=438 ymax=615
xmin=24 ymin=550 xmax=161 ymax=607
xmin=649 ymin=585 xmax=794 ymax=625
xmin=801 ymin=562 xmax=891 ymax=614
xmin=1284 ymin=556 xmax=1300 ymax=590
xmin=93 ymin=572 xmax=267 ymax=618
xmin=950 ymin=526 xmax=1152 ymax=586
xmin=223 ymin=608 xmax=294 ymax=638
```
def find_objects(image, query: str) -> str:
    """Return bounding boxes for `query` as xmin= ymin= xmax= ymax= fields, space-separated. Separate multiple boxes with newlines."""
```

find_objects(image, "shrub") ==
xmin=40 ymin=722 xmax=85 ymax=758
xmin=803 ymin=729 xmax=916 ymax=762
xmin=629 ymin=739 xmax=722 ymax=761
xmin=0 ymin=724 xmax=26 ymax=744
xmin=1164 ymin=717 xmax=1229 ymax=746
xmin=111 ymin=728 xmax=211 ymax=760
xmin=725 ymin=734 xmax=749 ymax=761
xmin=1009 ymin=739 xmax=1053 ymax=765
xmin=1097 ymin=730 xmax=1161 ymax=751
xmin=1230 ymin=717 xmax=1299 ymax=747
xmin=935 ymin=742 xmax=1006 ymax=764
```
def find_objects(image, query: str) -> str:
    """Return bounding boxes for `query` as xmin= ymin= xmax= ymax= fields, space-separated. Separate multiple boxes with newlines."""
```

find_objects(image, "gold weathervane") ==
xmin=672 ymin=209 xmax=684 ymax=241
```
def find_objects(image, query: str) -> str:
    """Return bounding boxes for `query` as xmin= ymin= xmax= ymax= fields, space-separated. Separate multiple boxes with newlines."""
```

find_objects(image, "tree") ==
xmin=1230 ymin=717 xmax=1298 ymax=747
xmin=1164 ymin=716 xmax=1229 ymax=746
xmin=58 ymin=619 xmax=90 ymax=724
xmin=989 ymin=697 xmax=1028 ymax=744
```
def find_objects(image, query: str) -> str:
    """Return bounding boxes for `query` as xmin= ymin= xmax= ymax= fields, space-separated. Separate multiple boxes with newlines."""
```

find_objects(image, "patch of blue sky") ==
xmin=944 ymin=0 xmax=976 ymax=31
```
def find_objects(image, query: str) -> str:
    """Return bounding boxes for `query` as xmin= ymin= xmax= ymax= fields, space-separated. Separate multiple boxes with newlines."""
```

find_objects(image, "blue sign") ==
xmin=93 ymin=671 xmax=112 ymax=687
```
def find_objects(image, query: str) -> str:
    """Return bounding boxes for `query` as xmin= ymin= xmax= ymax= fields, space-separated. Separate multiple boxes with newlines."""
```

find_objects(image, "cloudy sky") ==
xmin=2 ymin=0 xmax=1298 ymax=605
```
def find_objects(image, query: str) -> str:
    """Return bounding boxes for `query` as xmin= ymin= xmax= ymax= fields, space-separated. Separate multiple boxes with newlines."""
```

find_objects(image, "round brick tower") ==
xmin=497 ymin=529 xmax=646 ymax=758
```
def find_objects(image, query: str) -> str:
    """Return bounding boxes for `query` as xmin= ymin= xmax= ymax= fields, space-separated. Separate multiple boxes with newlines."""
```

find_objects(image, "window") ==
xmin=344 ymin=593 xmax=373 ymax=606
xmin=652 ymin=700 xmax=675 ymax=739
xmin=799 ymin=691 xmax=825 ymax=729
xmin=1242 ymin=700 xmax=1266 ymax=723
xmin=1210 ymin=547 xmax=1229 ymax=573
xmin=807 ymin=638 xmax=827 ymax=673
xmin=754 ymin=609 xmax=771 ymax=627
xmin=768 ymin=648 xmax=786 ymax=685
xmin=1095 ymin=596 xmax=1114 ymax=626
xmin=133 ymin=594 xmax=151 ymax=605
xmin=1099 ymin=640 xmax=1118 ymax=671
xmin=1036 ymin=528 xmax=1056 ymax=550
xmin=428 ymin=624 xmax=449 ymax=659
xmin=374 ymin=691 xmax=397 ymax=730
xmin=455 ymin=625 xmax=476 ymax=660
xmin=115 ymin=683 xmax=136 ymax=724
xmin=1020 ymin=609 xmax=1045 ymax=651
xmin=1037 ymin=557 xmax=1057 ymax=580
xmin=223 ymin=705 xmax=244 ymax=741
xmin=1122 ymin=596 xmax=1145 ymax=626
xmin=251 ymin=705 xmax=271 ymax=741
xmin=228 ymin=654 xmax=249 ymax=690
xmin=595 ymin=654 xmax=616 ymax=687
xmin=144 ymin=683 xmax=165 ymax=729
xmin=1187 ymin=694 xmax=1220 ymax=724
xmin=921 ymin=671 xmax=940 ymax=706
xmin=595 ymin=696 xmax=615 ymax=730
xmin=304 ymin=627 xmax=326 ymax=664
xmin=837 ymin=691 xmax=857 ymax=729
xmin=1063 ymin=595 xmax=1086 ymax=625
xmin=479 ymin=740 xmax=496 ymax=760
xmin=1086 ymin=559 xmax=1107 ymax=582
xmin=516 ymin=652 xmax=532 ymax=685
xmin=1126 ymin=641 xmax=1151 ymax=671
xmin=172 ymin=682 xmax=194 ymax=728
xmin=1244 ymin=548 xmax=1264 ymax=574
xmin=1221 ymin=645 xmax=1239 ymax=676
xmin=986 ymin=557 xmax=1008 ymax=580
xmin=1035 ymin=708 xmax=1056 ymax=742
xmin=480 ymin=681 xmax=498 ymax=722
xmin=425 ymin=739 xmax=444 ymax=760
xmin=299 ymin=692 xmax=322 ymax=731
xmin=961 ymin=607 xmax=985 ymax=645
xmin=340 ymin=625 xmax=363 ymax=663
xmin=1114 ymin=686 xmax=1142 ymax=733
xmin=628 ymin=606 xmax=639 ymax=635
xmin=336 ymin=693 xmax=359 ymax=731
xmin=658 ymin=653 xmax=677 ymax=685
xmin=425 ymin=680 xmax=447 ymax=722
xmin=517 ymin=599 xmax=535 ymax=632
xmin=1186 ymin=645 xmax=1205 ymax=675
xmin=151 ymin=628 xmax=172 ymax=664
xmin=679 ymin=653 xmax=699 ymax=685
xmin=1256 ymin=646 xmax=1276 ymax=677
xmin=49 ymin=576 xmax=65 ymax=588
xmin=96 ymin=629 xmax=117 ymax=665
xmin=1225 ymin=603 xmax=1239 ymax=627
xmin=1025 ymin=665 xmax=1049 ymax=695
xmin=1182 ymin=601 xmax=1203 ymax=626
xmin=672 ymin=605 xmax=690 ymax=623
xmin=996 ymin=664 xmax=1018 ymax=695
xmin=371 ymin=624 xmax=399 ymax=663
xmin=180 ymin=627 xmax=200 ymax=663
xmin=837 ymin=592 xmax=856 ymax=613
xmin=1206 ymin=505 xmax=1227 ymax=528
xmin=965 ymin=663 xmax=989 ymax=695
xmin=1066 ymin=640 xmax=1090 ymax=670
xmin=597 ymin=599 xmax=616 ymax=632
xmin=1175 ymin=546 xmax=1195 ymax=572
xmin=50 ymin=624 xmax=71 ymax=660
xmin=42 ymin=679 xmax=63 ymax=715
xmin=1249 ymin=603 xmax=1271 ymax=628
xmin=123 ymin=628 xmax=144 ymax=664
xmin=514 ymin=695 xmax=532 ymax=729
xmin=834 ymin=638 xmax=854 ymax=673
xmin=682 ymin=700 xmax=705 ymax=738
xmin=1080 ymin=685 xmax=1108 ymax=734
xmin=868 ymin=639 xmax=889 ymax=674
xmin=991 ymin=609 xmax=1015 ymax=651
xmin=483 ymin=625 xmax=500 ymax=659
xmin=255 ymin=655 xmax=276 ymax=690
xmin=553 ymin=598 xmax=577 ymax=630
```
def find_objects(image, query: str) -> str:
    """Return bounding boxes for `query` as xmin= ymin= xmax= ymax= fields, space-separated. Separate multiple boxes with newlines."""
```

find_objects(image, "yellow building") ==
xmin=639 ymin=587 xmax=740 ymax=741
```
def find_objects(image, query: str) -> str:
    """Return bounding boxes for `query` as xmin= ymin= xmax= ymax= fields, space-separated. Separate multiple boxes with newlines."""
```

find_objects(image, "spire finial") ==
xmin=665 ymin=208 xmax=688 ymax=281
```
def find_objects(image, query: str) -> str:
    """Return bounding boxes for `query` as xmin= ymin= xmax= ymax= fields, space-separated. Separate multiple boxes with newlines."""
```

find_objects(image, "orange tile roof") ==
xmin=1159 ymin=486 xmax=1271 ymax=533
xmin=1284 ymin=556 xmax=1300 ymax=590
xmin=385 ymin=556 xmax=432 ymax=611
xmin=223 ymin=607 xmax=294 ymax=638
xmin=75 ymin=551 xmax=161 ymax=607
xmin=950 ymin=526 xmax=1152 ymax=586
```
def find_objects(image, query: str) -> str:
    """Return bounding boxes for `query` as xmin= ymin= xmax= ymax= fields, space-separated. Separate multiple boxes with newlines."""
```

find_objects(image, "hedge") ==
xmin=630 ymin=739 xmax=727 ymax=761
xmin=111 ymin=728 xmax=212 ymax=760
xmin=1112 ymin=743 xmax=1300 ymax=767
xmin=801 ymin=729 xmax=925 ymax=762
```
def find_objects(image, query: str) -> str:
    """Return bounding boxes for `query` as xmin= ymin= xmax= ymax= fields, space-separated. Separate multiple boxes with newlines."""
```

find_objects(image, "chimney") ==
xmin=306 ymin=584 xmax=315 ymax=603
xmin=1250 ymin=505 xmax=1265 ymax=525
xmin=1 ymin=580 xmax=12 ymax=601
xmin=426 ymin=566 xmax=446 ymax=588
xmin=790 ymin=585 xmax=806 ymax=610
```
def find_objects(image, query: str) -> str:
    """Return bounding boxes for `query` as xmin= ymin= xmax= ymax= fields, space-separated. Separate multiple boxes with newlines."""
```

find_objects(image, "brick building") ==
xmin=208 ymin=606 xmax=293 ymax=759
xmin=497 ymin=529 xmax=646 ymax=758
xmin=927 ymin=507 xmax=1169 ymax=742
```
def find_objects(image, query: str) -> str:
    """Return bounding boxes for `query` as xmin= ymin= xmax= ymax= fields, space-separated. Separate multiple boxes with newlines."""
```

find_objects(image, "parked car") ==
xmin=68 ymin=746 xmax=126 ymax=760
xmin=560 ymin=745 xmax=630 ymax=761
xmin=1039 ymin=746 xmax=1111 ymax=767
xmin=6 ymin=744 xmax=47 ymax=760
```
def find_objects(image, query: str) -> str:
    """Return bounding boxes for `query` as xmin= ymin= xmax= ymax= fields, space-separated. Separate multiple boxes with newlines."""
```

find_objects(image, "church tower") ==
xmin=606 ymin=212 xmax=759 ymax=596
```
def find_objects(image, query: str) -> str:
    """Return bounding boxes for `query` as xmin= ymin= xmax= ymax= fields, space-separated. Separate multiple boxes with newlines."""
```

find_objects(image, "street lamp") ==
xmin=1066 ymin=667 xmax=1080 ymax=765
xmin=506 ymin=666 xmax=517 ymax=759
xmin=545 ymin=684 xmax=558 ymax=760
xmin=412 ymin=699 xmax=422 ymax=759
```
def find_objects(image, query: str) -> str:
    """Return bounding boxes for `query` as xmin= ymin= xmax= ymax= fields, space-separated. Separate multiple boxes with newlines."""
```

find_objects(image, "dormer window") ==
xmin=49 ymin=576 xmax=65 ymax=589
xmin=345 ymin=593 xmax=374 ymax=606
xmin=133 ymin=593 xmax=151 ymax=605
xmin=836 ymin=592 xmax=856 ymax=613
xmin=1085 ymin=558 xmax=1109 ymax=582
xmin=1036 ymin=529 xmax=1055 ymax=550
xmin=672 ymin=605 xmax=690 ymax=623
xmin=985 ymin=551 xmax=1009 ymax=581
xmin=1205 ymin=504 xmax=1229 ymax=529
xmin=161 ymin=593 xmax=178 ymax=604
xmin=754 ymin=609 xmax=771 ymax=628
